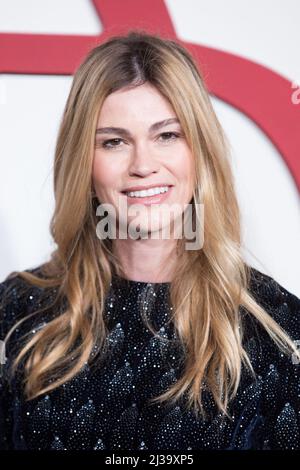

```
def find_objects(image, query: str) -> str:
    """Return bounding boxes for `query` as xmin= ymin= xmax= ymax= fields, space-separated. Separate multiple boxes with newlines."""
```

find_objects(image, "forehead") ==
xmin=97 ymin=83 xmax=176 ymax=125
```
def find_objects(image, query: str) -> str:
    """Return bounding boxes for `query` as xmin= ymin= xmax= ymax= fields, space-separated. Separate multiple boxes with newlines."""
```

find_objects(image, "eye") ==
xmin=158 ymin=132 xmax=180 ymax=142
xmin=97 ymin=132 xmax=181 ymax=150
xmin=101 ymin=138 xmax=124 ymax=149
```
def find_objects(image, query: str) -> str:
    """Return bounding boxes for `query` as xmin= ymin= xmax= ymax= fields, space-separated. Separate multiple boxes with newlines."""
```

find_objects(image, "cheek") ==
xmin=92 ymin=155 xmax=119 ymax=190
xmin=172 ymin=150 xmax=194 ymax=183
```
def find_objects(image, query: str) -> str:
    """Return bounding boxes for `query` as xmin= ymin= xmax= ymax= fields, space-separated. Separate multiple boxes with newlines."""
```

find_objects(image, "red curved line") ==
xmin=0 ymin=0 xmax=299 ymax=191
xmin=181 ymin=41 xmax=300 ymax=192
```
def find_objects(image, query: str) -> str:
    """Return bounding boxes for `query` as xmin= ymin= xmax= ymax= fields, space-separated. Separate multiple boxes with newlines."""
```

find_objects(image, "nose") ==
xmin=128 ymin=142 xmax=160 ymax=177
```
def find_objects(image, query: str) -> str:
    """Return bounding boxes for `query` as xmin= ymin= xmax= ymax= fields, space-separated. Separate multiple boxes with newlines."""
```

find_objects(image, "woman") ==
xmin=0 ymin=30 xmax=299 ymax=451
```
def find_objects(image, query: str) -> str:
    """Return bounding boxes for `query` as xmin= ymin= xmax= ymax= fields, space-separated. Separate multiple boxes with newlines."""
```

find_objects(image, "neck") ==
xmin=112 ymin=237 xmax=178 ymax=283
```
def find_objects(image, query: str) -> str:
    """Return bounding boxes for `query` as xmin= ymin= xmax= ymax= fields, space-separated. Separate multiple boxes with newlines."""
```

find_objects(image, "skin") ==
xmin=92 ymin=82 xmax=195 ymax=283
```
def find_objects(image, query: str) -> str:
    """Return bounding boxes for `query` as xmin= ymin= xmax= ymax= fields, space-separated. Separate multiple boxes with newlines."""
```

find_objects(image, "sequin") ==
xmin=0 ymin=266 xmax=299 ymax=450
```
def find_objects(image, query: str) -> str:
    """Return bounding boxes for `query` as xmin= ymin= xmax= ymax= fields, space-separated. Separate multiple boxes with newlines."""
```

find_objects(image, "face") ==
xmin=92 ymin=82 xmax=195 ymax=239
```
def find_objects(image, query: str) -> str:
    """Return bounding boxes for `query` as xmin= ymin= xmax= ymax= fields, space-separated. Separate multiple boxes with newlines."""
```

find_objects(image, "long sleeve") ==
xmin=271 ymin=284 xmax=300 ymax=449
xmin=0 ymin=364 xmax=14 ymax=449
xmin=247 ymin=268 xmax=300 ymax=449
xmin=0 ymin=278 xmax=16 ymax=449
xmin=0 ymin=273 xmax=32 ymax=450
xmin=273 ymin=348 xmax=300 ymax=448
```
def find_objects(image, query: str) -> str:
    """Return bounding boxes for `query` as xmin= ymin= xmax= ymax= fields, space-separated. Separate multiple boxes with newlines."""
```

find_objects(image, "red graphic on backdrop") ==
xmin=0 ymin=0 xmax=299 ymax=191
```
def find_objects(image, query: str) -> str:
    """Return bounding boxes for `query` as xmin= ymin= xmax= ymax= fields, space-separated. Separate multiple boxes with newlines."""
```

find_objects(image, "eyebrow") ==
xmin=95 ymin=118 xmax=180 ymax=138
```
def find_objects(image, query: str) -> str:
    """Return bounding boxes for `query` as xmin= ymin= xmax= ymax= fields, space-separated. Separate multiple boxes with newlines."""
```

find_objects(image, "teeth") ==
xmin=125 ymin=186 xmax=170 ymax=198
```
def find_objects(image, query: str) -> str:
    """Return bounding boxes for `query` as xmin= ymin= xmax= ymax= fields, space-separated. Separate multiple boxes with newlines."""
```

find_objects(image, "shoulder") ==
xmin=0 ymin=265 xmax=58 ymax=340
xmin=247 ymin=266 xmax=300 ymax=340
xmin=240 ymin=265 xmax=300 ymax=383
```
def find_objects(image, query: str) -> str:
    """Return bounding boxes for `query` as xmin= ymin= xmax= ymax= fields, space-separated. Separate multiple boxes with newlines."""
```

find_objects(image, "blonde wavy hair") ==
xmin=2 ymin=30 xmax=299 ymax=417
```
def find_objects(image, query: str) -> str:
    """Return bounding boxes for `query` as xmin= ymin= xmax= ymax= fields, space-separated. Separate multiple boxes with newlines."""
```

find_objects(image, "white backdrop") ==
xmin=0 ymin=0 xmax=299 ymax=296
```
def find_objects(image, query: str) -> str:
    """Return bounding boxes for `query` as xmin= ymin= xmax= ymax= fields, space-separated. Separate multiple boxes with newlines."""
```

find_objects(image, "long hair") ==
xmin=2 ymin=30 xmax=299 ymax=416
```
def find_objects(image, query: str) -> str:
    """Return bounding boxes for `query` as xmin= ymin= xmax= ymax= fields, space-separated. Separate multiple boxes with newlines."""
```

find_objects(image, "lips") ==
xmin=121 ymin=184 xmax=174 ymax=193
xmin=120 ymin=185 xmax=173 ymax=206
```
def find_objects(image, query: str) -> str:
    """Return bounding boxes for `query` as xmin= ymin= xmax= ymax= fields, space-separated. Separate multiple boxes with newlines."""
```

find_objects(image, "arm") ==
xmin=271 ymin=285 xmax=300 ymax=449
xmin=0 ymin=277 xmax=16 ymax=450
xmin=250 ymin=268 xmax=300 ymax=449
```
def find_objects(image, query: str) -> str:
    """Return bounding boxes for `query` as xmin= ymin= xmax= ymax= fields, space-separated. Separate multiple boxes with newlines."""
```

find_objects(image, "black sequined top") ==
xmin=0 ymin=266 xmax=299 ymax=450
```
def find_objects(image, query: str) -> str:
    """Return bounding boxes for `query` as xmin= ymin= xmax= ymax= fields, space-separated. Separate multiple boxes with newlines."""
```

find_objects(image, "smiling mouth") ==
xmin=121 ymin=185 xmax=173 ymax=196
xmin=120 ymin=185 xmax=174 ymax=204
